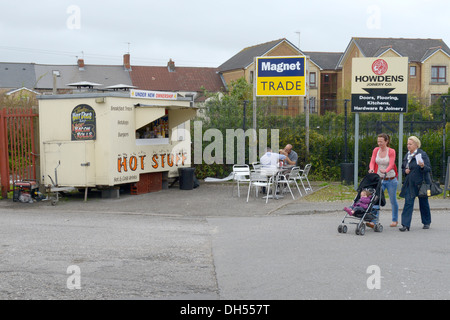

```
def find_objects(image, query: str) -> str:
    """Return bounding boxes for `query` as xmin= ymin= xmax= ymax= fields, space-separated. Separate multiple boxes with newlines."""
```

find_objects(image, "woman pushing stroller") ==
xmin=369 ymin=133 xmax=399 ymax=227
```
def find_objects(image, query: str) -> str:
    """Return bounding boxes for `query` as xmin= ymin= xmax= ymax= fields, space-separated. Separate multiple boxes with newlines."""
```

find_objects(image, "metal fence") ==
xmin=0 ymin=107 xmax=39 ymax=198
xmin=200 ymin=96 xmax=449 ymax=182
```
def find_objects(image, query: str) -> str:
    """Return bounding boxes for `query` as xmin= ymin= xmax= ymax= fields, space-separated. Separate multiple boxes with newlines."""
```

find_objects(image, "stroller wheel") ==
xmin=338 ymin=225 xmax=348 ymax=234
xmin=356 ymin=224 xmax=366 ymax=236
xmin=374 ymin=224 xmax=383 ymax=233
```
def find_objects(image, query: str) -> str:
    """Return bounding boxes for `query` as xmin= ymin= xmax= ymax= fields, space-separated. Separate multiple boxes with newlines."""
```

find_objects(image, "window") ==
xmin=409 ymin=66 xmax=416 ymax=77
xmin=431 ymin=94 xmax=442 ymax=104
xmin=309 ymin=72 xmax=316 ymax=87
xmin=277 ymin=97 xmax=288 ymax=107
xmin=431 ymin=66 xmax=446 ymax=83
xmin=250 ymin=71 xmax=254 ymax=84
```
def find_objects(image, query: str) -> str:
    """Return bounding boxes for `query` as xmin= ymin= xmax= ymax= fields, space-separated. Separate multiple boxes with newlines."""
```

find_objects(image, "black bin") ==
xmin=178 ymin=167 xmax=195 ymax=190
xmin=340 ymin=163 xmax=354 ymax=185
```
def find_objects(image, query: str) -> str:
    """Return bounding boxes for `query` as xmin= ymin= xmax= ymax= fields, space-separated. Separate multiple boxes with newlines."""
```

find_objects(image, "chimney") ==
xmin=123 ymin=53 xmax=131 ymax=71
xmin=167 ymin=59 xmax=175 ymax=72
xmin=77 ymin=58 xmax=85 ymax=70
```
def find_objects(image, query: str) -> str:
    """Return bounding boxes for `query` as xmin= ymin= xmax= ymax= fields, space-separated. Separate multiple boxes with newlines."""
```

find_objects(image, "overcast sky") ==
xmin=1 ymin=0 xmax=449 ymax=68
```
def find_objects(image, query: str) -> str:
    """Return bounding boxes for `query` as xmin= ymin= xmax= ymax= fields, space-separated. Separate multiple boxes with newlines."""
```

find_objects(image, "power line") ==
xmin=0 ymin=45 xmax=78 ymax=57
xmin=0 ymin=45 xmax=220 ymax=67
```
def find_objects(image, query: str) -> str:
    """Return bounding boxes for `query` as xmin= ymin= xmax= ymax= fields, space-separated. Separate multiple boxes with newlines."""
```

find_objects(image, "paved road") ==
xmin=0 ymin=209 xmax=217 ymax=300
xmin=1 ymin=184 xmax=449 ymax=300
xmin=211 ymin=211 xmax=450 ymax=300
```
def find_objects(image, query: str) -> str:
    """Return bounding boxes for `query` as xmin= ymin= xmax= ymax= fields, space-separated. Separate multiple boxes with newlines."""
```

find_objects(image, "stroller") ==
xmin=337 ymin=173 xmax=386 ymax=236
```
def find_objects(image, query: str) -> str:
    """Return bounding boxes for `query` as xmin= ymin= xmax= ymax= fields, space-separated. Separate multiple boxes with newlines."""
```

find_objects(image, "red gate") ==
xmin=0 ymin=108 xmax=39 ymax=198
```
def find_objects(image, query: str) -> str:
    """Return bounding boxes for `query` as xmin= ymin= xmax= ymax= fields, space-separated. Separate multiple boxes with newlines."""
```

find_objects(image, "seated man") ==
xmin=259 ymin=147 xmax=286 ymax=194
xmin=260 ymin=147 xmax=286 ymax=168
xmin=280 ymin=144 xmax=298 ymax=166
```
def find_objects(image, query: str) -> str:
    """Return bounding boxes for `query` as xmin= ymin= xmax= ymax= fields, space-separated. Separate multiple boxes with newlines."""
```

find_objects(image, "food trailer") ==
xmin=38 ymin=90 xmax=196 ymax=198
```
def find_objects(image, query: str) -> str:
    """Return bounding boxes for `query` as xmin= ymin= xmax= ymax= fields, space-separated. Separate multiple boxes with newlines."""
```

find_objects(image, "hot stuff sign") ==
xmin=117 ymin=151 xmax=188 ymax=173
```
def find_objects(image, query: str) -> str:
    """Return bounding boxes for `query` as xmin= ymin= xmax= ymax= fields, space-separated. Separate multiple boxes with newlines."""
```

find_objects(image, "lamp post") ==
xmin=442 ymin=96 xmax=448 ymax=183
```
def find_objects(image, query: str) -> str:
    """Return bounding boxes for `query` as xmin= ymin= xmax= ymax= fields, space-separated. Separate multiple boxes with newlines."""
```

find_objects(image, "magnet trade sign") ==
xmin=351 ymin=57 xmax=408 ymax=113
xmin=256 ymin=56 xmax=306 ymax=96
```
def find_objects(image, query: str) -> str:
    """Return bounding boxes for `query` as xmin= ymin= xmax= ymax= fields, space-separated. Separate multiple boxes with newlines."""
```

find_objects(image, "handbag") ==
xmin=418 ymin=172 xmax=443 ymax=197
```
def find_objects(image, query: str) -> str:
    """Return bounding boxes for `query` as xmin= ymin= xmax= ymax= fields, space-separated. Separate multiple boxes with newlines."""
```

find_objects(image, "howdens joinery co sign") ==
xmin=351 ymin=57 xmax=408 ymax=113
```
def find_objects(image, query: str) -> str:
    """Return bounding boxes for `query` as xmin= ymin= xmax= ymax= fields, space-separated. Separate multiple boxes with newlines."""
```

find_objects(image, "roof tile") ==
xmin=130 ymin=65 xmax=225 ymax=93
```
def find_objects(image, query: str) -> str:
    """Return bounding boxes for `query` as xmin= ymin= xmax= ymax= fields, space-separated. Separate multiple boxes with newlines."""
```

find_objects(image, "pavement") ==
xmin=1 ymin=179 xmax=450 ymax=301
xmin=2 ymin=179 xmax=448 ymax=217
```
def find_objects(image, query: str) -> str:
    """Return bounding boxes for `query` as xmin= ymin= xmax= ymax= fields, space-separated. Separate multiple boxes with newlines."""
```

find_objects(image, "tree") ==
xmin=429 ymin=87 xmax=450 ymax=120
xmin=203 ymin=78 xmax=252 ymax=130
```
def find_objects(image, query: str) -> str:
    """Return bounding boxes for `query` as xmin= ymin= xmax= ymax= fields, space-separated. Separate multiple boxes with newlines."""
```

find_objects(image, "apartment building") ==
xmin=338 ymin=37 xmax=450 ymax=104
xmin=218 ymin=38 xmax=322 ymax=115
xmin=218 ymin=37 xmax=450 ymax=114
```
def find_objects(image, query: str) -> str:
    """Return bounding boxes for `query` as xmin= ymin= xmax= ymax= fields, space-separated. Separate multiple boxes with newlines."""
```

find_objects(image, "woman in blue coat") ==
xmin=399 ymin=136 xmax=432 ymax=231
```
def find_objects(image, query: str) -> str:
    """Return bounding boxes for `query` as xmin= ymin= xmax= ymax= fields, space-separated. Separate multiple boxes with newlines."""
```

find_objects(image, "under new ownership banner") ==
xmin=131 ymin=89 xmax=177 ymax=100
xmin=351 ymin=57 xmax=408 ymax=113
xmin=256 ymin=56 xmax=306 ymax=96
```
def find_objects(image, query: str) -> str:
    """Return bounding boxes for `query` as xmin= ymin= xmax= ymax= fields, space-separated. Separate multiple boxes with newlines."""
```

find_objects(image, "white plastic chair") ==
xmin=298 ymin=164 xmax=313 ymax=194
xmin=251 ymin=161 xmax=261 ymax=171
xmin=246 ymin=170 xmax=274 ymax=204
xmin=232 ymin=164 xmax=250 ymax=197
xmin=275 ymin=170 xmax=295 ymax=200
xmin=283 ymin=166 xmax=303 ymax=197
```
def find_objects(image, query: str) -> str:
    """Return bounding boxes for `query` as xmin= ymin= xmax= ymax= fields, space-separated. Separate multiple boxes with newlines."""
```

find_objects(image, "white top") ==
xmin=376 ymin=149 xmax=395 ymax=178
xmin=260 ymin=152 xmax=286 ymax=167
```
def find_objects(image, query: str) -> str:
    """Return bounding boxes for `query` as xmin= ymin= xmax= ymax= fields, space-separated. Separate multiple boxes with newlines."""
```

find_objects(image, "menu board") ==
xmin=71 ymin=104 xmax=96 ymax=140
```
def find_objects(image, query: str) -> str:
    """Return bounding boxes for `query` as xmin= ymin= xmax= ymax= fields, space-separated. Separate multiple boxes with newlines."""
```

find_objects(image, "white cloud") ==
xmin=0 ymin=0 xmax=448 ymax=67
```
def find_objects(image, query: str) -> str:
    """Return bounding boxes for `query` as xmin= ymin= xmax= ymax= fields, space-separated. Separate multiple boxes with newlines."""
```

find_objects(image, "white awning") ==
xmin=66 ymin=81 xmax=102 ymax=87
xmin=104 ymin=84 xmax=137 ymax=90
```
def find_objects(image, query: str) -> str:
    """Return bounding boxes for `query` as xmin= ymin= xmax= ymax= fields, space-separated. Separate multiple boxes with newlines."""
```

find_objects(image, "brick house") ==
xmin=129 ymin=58 xmax=226 ymax=103
xmin=218 ymin=38 xmax=321 ymax=115
xmin=337 ymin=37 xmax=450 ymax=104
xmin=33 ymin=55 xmax=134 ymax=94
xmin=0 ymin=63 xmax=40 ymax=108
xmin=303 ymin=51 xmax=343 ymax=114
xmin=1 ymin=54 xmax=225 ymax=103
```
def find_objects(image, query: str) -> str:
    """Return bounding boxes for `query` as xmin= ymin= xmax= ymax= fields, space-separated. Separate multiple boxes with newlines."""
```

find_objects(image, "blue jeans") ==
xmin=401 ymin=186 xmax=432 ymax=228
xmin=382 ymin=178 xmax=399 ymax=222
xmin=371 ymin=206 xmax=380 ymax=224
